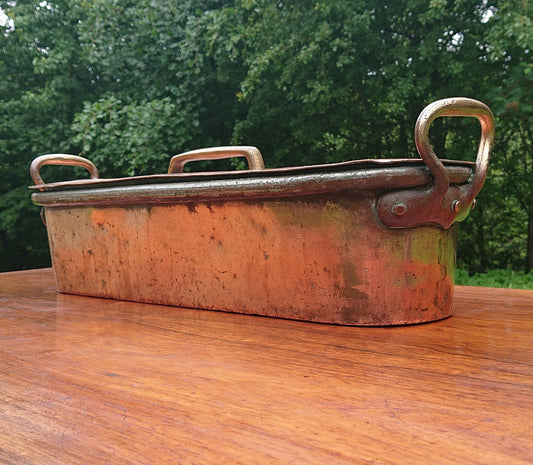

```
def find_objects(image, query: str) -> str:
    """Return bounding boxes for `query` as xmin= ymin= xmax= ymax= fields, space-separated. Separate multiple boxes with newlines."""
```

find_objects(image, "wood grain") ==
xmin=0 ymin=268 xmax=532 ymax=464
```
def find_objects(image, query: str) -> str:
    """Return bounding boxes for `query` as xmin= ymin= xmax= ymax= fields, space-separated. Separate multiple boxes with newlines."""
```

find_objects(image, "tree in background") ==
xmin=71 ymin=0 xmax=237 ymax=177
xmin=0 ymin=0 xmax=530 ymax=274
xmin=0 ymin=0 xmax=92 ymax=269
xmin=455 ymin=0 xmax=532 ymax=272
xmin=212 ymin=0 xmax=500 ymax=165
xmin=489 ymin=0 xmax=532 ymax=271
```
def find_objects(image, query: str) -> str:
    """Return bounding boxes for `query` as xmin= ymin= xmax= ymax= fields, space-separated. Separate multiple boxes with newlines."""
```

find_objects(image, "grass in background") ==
xmin=456 ymin=269 xmax=533 ymax=289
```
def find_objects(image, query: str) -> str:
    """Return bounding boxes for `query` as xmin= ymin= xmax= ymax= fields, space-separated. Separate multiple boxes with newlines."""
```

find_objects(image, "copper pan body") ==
xmin=30 ymin=98 xmax=495 ymax=325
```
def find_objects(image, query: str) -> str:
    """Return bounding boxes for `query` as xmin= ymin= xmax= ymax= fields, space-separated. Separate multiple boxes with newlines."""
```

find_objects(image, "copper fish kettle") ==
xmin=30 ymin=98 xmax=494 ymax=325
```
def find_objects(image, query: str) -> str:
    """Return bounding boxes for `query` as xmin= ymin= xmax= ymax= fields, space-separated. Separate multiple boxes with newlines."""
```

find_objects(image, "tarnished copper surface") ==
xmin=44 ymin=195 xmax=457 ymax=325
xmin=30 ymin=98 xmax=494 ymax=325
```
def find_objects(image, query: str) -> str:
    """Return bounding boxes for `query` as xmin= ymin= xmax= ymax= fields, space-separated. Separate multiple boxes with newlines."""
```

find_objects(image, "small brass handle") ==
xmin=168 ymin=146 xmax=265 ymax=173
xmin=30 ymin=154 xmax=99 ymax=187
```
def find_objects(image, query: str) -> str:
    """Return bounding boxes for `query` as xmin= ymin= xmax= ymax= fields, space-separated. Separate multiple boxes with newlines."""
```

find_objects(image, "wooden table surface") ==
xmin=0 ymin=268 xmax=532 ymax=464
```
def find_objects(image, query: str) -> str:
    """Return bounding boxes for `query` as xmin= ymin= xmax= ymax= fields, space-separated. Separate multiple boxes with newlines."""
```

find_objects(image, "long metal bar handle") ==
xmin=378 ymin=98 xmax=495 ymax=229
xmin=30 ymin=154 xmax=99 ymax=188
xmin=168 ymin=146 xmax=265 ymax=173
xmin=415 ymin=97 xmax=495 ymax=203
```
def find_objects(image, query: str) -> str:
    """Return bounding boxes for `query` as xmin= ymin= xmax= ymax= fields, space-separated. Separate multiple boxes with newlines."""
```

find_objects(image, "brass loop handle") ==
xmin=415 ymin=97 xmax=495 ymax=203
xmin=31 ymin=154 xmax=99 ymax=187
xmin=168 ymin=146 xmax=265 ymax=173
xmin=378 ymin=98 xmax=495 ymax=229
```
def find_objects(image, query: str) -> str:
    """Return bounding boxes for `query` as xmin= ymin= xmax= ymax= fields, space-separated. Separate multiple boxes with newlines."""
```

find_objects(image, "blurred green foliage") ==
xmin=456 ymin=269 xmax=533 ymax=289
